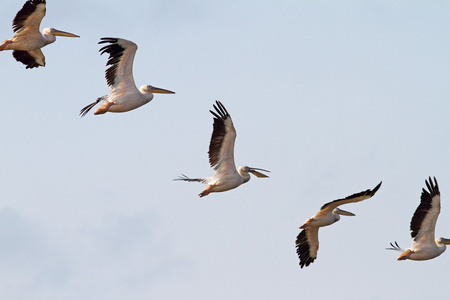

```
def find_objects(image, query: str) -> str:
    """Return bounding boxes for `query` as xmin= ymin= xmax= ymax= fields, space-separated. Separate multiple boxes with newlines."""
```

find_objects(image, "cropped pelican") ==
xmin=0 ymin=0 xmax=79 ymax=68
xmin=174 ymin=101 xmax=270 ymax=197
xmin=296 ymin=182 xmax=382 ymax=268
xmin=387 ymin=177 xmax=450 ymax=261
xmin=80 ymin=37 xmax=175 ymax=116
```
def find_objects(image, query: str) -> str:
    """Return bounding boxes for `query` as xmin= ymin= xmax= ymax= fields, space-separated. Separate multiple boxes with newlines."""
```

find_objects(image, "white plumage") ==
xmin=387 ymin=177 xmax=450 ymax=261
xmin=0 ymin=0 xmax=79 ymax=68
xmin=80 ymin=37 xmax=175 ymax=116
xmin=296 ymin=182 xmax=382 ymax=268
xmin=175 ymin=101 xmax=270 ymax=197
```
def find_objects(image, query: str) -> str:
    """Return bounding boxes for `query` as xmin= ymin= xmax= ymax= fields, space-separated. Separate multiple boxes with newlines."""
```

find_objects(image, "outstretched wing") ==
xmin=295 ymin=227 xmax=319 ymax=268
xmin=411 ymin=177 xmax=440 ymax=246
xmin=98 ymin=37 xmax=138 ymax=91
xmin=12 ymin=0 xmax=46 ymax=34
xmin=12 ymin=49 xmax=44 ymax=68
xmin=317 ymin=182 xmax=382 ymax=215
xmin=208 ymin=101 xmax=237 ymax=174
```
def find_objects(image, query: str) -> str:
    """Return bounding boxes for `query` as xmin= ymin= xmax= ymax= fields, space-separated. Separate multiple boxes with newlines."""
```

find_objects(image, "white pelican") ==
xmin=174 ymin=101 xmax=270 ymax=197
xmin=0 ymin=0 xmax=79 ymax=69
xmin=80 ymin=37 xmax=175 ymax=116
xmin=296 ymin=182 xmax=382 ymax=268
xmin=387 ymin=177 xmax=450 ymax=261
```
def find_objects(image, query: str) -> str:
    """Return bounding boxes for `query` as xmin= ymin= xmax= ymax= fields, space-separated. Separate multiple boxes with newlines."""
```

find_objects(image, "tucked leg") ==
xmin=0 ymin=40 xmax=13 ymax=51
xmin=94 ymin=101 xmax=114 ymax=115
xmin=397 ymin=249 xmax=413 ymax=261
xmin=199 ymin=184 xmax=215 ymax=197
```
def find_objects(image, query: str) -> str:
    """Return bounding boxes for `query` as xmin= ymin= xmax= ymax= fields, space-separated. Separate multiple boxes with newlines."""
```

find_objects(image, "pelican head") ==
xmin=334 ymin=208 xmax=356 ymax=217
xmin=141 ymin=85 xmax=175 ymax=95
xmin=240 ymin=166 xmax=271 ymax=178
xmin=43 ymin=28 xmax=80 ymax=38
xmin=436 ymin=237 xmax=450 ymax=246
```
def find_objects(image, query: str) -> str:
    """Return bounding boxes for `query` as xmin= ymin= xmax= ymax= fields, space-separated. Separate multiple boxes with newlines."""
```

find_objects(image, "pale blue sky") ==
xmin=1 ymin=1 xmax=450 ymax=299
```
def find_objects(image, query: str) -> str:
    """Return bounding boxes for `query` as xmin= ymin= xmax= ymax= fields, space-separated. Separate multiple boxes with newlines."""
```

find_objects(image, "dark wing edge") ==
xmin=12 ymin=50 xmax=42 ymax=69
xmin=173 ymin=174 xmax=206 ymax=184
xmin=79 ymin=97 xmax=103 ymax=117
xmin=320 ymin=181 xmax=382 ymax=211
xmin=386 ymin=241 xmax=402 ymax=251
xmin=12 ymin=0 xmax=46 ymax=32
xmin=207 ymin=101 xmax=231 ymax=168
xmin=410 ymin=177 xmax=440 ymax=240
xmin=295 ymin=229 xmax=315 ymax=269
xmin=98 ymin=37 xmax=125 ymax=87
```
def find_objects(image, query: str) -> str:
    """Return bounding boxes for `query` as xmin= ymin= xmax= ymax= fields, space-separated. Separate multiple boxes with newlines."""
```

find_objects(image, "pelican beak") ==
xmin=442 ymin=238 xmax=450 ymax=245
xmin=51 ymin=28 xmax=80 ymax=38
xmin=149 ymin=86 xmax=175 ymax=94
xmin=335 ymin=208 xmax=355 ymax=216
xmin=248 ymin=167 xmax=270 ymax=178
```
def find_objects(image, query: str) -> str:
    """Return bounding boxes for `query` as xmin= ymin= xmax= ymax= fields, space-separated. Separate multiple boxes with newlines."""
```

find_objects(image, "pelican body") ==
xmin=175 ymin=101 xmax=270 ymax=197
xmin=80 ymin=38 xmax=175 ymax=116
xmin=296 ymin=182 xmax=382 ymax=268
xmin=387 ymin=177 xmax=450 ymax=261
xmin=0 ymin=0 xmax=79 ymax=68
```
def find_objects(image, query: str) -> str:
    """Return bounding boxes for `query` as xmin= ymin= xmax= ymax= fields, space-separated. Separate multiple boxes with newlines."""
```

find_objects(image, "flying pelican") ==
xmin=174 ymin=101 xmax=270 ymax=197
xmin=80 ymin=37 xmax=175 ymax=116
xmin=387 ymin=177 xmax=450 ymax=261
xmin=296 ymin=182 xmax=382 ymax=268
xmin=0 ymin=0 xmax=79 ymax=68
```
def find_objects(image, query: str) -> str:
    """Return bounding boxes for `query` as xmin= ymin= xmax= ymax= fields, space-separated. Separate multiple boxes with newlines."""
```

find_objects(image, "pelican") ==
xmin=174 ymin=101 xmax=270 ymax=197
xmin=387 ymin=177 xmax=450 ymax=261
xmin=0 ymin=0 xmax=79 ymax=68
xmin=296 ymin=182 xmax=382 ymax=268
xmin=80 ymin=37 xmax=175 ymax=116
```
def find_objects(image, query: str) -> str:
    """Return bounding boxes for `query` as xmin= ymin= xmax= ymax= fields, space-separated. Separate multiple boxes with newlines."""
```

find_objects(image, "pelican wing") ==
xmin=98 ymin=37 xmax=138 ymax=91
xmin=12 ymin=0 xmax=46 ymax=34
xmin=296 ymin=227 xmax=319 ymax=268
xmin=208 ymin=101 xmax=237 ymax=173
xmin=79 ymin=96 xmax=105 ymax=117
xmin=317 ymin=182 xmax=382 ymax=216
xmin=173 ymin=174 xmax=207 ymax=184
xmin=411 ymin=177 xmax=440 ymax=246
xmin=12 ymin=49 xmax=44 ymax=69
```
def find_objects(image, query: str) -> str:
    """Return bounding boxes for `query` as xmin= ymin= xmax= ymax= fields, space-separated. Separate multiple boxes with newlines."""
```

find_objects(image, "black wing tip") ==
xmin=214 ymin=100 xmax=224 ymax=110
xmin=421 ymin=176 xmax=440 ymax=201
xmin=173 ymin=174 xmax=204 ymax=183
xmin=370 ymin=181 xmax=383 ymax=196
xmin=208 ymin=101 xmax=230 ymax=168
xmin=99 ymin=44 xmax=122 ymax=55
xmin=12 ymin=0 xmax=46 ymax=32
xmin=79 ymin=98 xmax=101 ymax=117
xmin=320 ymin=181 xmax=382 ymax=211
xmin=210 ymin=100 xmax=230 ymax=120
xmin=98 ymin=37 xmax=119 ymax=45
xmin=98 ymin=38 xmax=123 ymax=55
xmin=97 ymin=38 xmax=126 ymax=86
xmin=12 ymin=50 xmax=42 ymax=69
xmin=386 ymin=241 xmax=401 ymax=250
xmin=209 ymin=109 xmax=221 ymax=120
xmin=295 ymin=229 xmax=315 ymax=269
xmin=424 ymin=176 xmax=439 ymax=197
xmin=173 ymin=174 xmax=189 ymax=181
xmin=79 ymin=104 xmax=93 ymax=117
xmin=410 ymin=177 xmax=439 ymax=239
xmin=354 ymin=181 xmax=383 ymax=198
xmin=18 ymin=0 xmax=46 ymax=7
